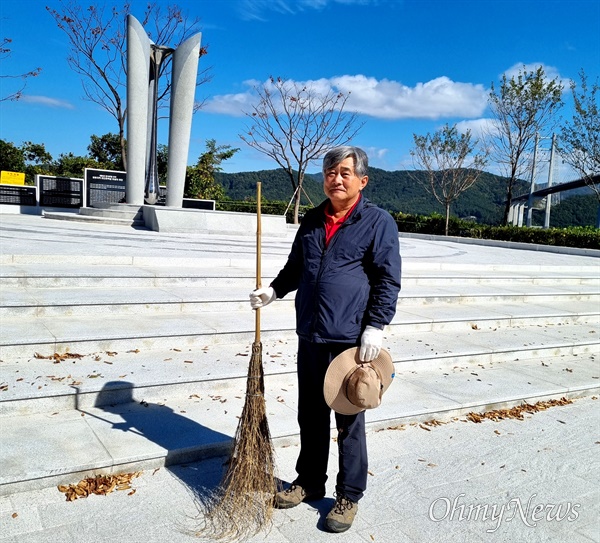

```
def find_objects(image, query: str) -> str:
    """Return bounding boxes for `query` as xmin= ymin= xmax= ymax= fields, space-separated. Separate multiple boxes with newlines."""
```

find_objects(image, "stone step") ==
xmin=2 ymin=272 xmax=598 ymax=290
xmin=42 ymin=212 xmax=144 ymax=227
xmin=0 ymin=349 xmax=597 ymax=496
xmin=1 ymin=282 xmax=598 ymax=318
xmin=79 ymin=206 xmax=143 ymax=221
xmin=1 ymin=296 xmax=598 ymax=359
xmin=1 ymin=321 xmax=597 ymax=418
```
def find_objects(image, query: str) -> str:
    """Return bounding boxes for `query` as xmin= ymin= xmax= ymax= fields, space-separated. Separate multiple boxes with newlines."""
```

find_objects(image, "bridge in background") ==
xmin=508 ymin=174 xmax=600 ymax=227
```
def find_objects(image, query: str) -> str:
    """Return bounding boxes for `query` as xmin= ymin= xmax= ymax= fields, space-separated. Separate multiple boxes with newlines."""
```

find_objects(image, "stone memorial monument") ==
xmin=126 ymin=15 xmax=201 ymax=207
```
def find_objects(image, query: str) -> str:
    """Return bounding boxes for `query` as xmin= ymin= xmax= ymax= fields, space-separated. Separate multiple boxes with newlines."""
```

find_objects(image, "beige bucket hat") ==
xmin=323 ymin=347 xmax=395 ymax=415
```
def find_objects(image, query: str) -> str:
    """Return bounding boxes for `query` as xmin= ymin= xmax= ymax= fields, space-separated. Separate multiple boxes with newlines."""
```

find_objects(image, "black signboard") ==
xmin=85 ymin=168 xmax=126 ymax=207
xmin=0 ymin=184 xmax=37 ymax=206
xmin=38 ymin=175 xmax=84 ymax=208
xmin=182 ymin=198 xmax=216 ymax=210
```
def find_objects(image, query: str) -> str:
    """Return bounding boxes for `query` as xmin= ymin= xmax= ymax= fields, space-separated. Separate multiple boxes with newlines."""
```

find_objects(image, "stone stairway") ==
xmin=1 ymin=249 xmax=599 ymax=495
xmin=42 ymin=203 xmax=145 ymax=227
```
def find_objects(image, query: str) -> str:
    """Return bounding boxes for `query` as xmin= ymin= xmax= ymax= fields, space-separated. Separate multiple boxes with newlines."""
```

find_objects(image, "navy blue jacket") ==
xmin=271 ymin=196 xmax=401 ymax=343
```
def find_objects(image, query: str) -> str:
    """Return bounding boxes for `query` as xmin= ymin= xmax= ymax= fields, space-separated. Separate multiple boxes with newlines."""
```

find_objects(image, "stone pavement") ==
xmin=0 ymin=396 xmax=598 ymax=543
xmin=0 ymin=213 xmax=599 ymax=542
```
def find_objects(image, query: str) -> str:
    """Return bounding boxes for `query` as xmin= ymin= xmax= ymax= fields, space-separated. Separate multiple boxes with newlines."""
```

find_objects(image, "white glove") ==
xmin=360 ymin=325 xmax=383 ymax=362
xmin=249 ymin=286 xmax=277 ymax=309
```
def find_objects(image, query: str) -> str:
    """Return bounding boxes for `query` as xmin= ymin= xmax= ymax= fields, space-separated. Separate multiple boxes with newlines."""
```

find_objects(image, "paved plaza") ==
xmin=0 ymin=213 xmax=598 ymax=542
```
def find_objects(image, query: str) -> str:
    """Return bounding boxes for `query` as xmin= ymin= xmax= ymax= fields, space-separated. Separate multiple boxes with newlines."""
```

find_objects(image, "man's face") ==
xmin=323 ymin=157 xmax=368 ymax=209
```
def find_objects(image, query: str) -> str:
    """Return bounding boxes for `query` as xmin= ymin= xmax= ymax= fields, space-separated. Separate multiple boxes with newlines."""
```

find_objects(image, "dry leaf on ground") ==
xmin=57 ymin=472 xmax=142 ymax=501
xmin=466 ymin=397 xmax=573 ymax=423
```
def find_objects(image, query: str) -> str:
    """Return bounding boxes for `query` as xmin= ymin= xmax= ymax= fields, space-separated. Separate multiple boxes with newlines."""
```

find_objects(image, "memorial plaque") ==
xmin=85 ymin=168 xmax=127 ymax=207
xmin=38 ymin=175 xmax=84 ymax=208
xmin=182 ymin=198 xmax=216 ymax=210
xmin=0 ymin=184 xmax=37 ymax=206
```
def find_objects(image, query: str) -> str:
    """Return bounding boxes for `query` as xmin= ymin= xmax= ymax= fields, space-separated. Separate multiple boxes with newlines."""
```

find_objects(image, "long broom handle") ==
xmin=255 ymin=182 xmax=262 ymax=344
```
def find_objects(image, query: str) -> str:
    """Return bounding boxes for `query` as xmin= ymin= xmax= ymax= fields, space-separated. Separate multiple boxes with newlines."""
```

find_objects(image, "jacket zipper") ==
xmin=308 ymin=215 xmax=357 ymax=338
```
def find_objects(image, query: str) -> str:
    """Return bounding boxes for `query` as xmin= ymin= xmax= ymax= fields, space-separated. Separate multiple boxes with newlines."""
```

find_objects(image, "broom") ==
xmin=196 ymin=182 xmax=278 ymax=541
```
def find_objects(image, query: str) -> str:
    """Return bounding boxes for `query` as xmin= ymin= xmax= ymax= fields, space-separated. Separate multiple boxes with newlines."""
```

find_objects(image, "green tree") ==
xmin=20 ymin=141 xmax=54 ymax=183
xmin=47 ymin=1 xmax=210 ymax=170
xmin=52 ymin=153 xmax=102 ymax=178
xmin=88 ymin=133 xmax=124 ymax=170
xmin=487 ymin=66 xmax=563 ymax=224
xmin=0 ymin=139 xmax=26 ymax=174
xmin=157 ymin=144 xmax=169 ymax=185
xmin=240 ymin=76 xmax=363 ymax=224
xmin=558 ymin=69 xmax=600 ymax=225
xmin=184 ymin=139 xmax=239 ymax=200
xmin=411 ymin=124 xmax=489 ymax=235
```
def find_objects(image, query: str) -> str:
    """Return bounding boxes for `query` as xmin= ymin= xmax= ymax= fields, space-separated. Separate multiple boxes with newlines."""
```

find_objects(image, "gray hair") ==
xmin=322 ymin=146 xmax=369 ymax=178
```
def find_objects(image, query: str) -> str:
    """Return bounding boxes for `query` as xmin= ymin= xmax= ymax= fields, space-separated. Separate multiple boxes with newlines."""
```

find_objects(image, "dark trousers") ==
xmin=293 ymin=338 xmax=368 ymax=503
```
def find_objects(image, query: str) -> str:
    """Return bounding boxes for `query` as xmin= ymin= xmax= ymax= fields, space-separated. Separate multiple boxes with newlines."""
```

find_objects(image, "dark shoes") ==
xmin=274 ymin=486 xmax=358 ymax=532
xmin=325 ymin=494 xmax=358 ymax=533
xmin=274 ymin=484 xmax=325 ymax=509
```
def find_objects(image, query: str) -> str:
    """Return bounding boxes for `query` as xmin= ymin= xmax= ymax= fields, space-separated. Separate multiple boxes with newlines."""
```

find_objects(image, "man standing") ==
xmin=250 ymin=146 xmax=401 ymax=533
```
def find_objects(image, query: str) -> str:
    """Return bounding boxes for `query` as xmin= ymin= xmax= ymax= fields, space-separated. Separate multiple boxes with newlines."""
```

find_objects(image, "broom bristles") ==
xmin=194 ymin=342 xmax=279 ymax=541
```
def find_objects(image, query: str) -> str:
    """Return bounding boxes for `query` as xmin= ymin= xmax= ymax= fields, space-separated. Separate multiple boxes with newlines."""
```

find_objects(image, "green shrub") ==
xmin=394 ymin=212 xmax=600 ymax=249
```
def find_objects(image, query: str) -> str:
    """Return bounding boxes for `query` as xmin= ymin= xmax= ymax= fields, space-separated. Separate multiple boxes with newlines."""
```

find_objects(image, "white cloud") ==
xmin=203 ymin=75 xmax=489 ymax=120
xmin=239 ymin=0 xmax=390 ymax=21
xmin=455 ymin=118 xmax=496 ymax=140
xmin=362 ymin=146 xmax=389 ymax=162
xmin=20 ymin=95 xmax=75 ymax=109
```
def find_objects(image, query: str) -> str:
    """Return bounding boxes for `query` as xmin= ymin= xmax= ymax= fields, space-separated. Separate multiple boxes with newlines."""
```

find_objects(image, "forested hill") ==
xmin=215 ymin=167 xmax=527 ymax=225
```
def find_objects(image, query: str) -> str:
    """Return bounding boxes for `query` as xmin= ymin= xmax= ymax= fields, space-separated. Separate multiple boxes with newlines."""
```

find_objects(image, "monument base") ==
xmin=142 ymin=206 xmax=288 ymax=237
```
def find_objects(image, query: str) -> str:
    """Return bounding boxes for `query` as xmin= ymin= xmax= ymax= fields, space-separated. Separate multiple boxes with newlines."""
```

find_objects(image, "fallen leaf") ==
xmin=57 ymin=472 xmax=142 ymax=501
xmin=466 ymin=398 xmax=573 ymax=423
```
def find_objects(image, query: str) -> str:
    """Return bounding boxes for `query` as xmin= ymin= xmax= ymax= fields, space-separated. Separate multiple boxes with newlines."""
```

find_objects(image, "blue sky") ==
xmin=1 ymin=0 xmax=599 ymax=176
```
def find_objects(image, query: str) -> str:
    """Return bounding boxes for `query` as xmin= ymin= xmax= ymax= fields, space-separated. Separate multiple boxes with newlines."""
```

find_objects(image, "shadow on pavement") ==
xmin=75 ymin=381 xmax=231 ymax=502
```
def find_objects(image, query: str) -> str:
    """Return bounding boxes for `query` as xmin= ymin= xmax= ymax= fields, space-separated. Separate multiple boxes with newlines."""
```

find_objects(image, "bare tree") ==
xmin=558 ymin=69 xmax=600 ymax=217
xmin=0 ymin=37 xmax=42 ymax=101
xmin=487 ymin=65 xmax=563 ymax=224
xmin=411 ymin=124 xmax=489 ymax=235
xmin=46 ymin=1 xmax=210 ymax=170
xmin=240 ymin=76 xmax=364 ymax=224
